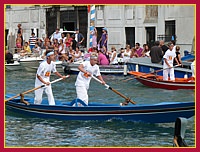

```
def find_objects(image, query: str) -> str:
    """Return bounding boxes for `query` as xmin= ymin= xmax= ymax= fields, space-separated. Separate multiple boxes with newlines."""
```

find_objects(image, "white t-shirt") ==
xmin=53 ymin=32 xmax=62 ymax=41
xmin=122 ymin=50 xmax=131 ymax=63
xmin=110 ymin=51 xmax=118 ymax=64
xmin=35 ymin=61 xmax=57 ymax=86
xmin=172 ymin=45 xmax=176 ymax=54
xmin=75 ymin=61 xmax=101 ymax=89
xmin=163 ymin=49 xmax=176 ymax=68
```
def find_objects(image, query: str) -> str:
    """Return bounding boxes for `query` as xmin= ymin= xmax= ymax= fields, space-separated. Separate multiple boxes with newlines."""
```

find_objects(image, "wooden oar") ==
xmin=91 ymin=75 xmax=136 ymax=105
xmin=151 ymin=64 xmax=181 ymax=74
xmin=5 ymin=75 xmax=70 ymax=102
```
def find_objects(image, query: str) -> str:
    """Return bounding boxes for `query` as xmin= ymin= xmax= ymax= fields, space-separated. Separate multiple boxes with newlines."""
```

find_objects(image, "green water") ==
xmin=5 ymin=70 xmax=195 ymax=147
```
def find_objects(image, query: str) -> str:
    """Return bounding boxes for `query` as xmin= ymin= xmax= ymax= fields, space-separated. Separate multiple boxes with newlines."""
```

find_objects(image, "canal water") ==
xmin=5 ymin=70 xmax=195 ymax=147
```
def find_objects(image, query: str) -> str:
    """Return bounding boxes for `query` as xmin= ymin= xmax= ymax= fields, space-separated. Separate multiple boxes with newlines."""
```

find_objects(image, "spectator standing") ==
xmin=160 ymin=40 xmax=168 ymax=55
xmin=16 ymin=33 xmax=22 ymax=52
xmin=74 ymin=28 xmax=84 ymax=47
xmin=53 ymin=28 xmax=62 ymax=42
xmin=71 ymin=35 xmax=77 ymax=51
xmin=29 ymin=32 xmax=37 ymax=52
xmin=65 ymin=33 xmax=72 ymax=51
xmin=135 ymin=43 xmax=143 ymax=57
xmin=173 ymin=46 xmax=182 ymax=66
xmin=98 ymin=27 xmax=108 ymax=50
xmin=170 ymin=40 xmax=176 ymax=53
xmin=149 ymin=41 xmax=163 ymax=63
xmin=17 ymin=24 xmax=23 ymax=46
xmin=91 ymin=27 xmax=97 ymax=48
xmin=61 ymin=33 xmax=66 ymax=51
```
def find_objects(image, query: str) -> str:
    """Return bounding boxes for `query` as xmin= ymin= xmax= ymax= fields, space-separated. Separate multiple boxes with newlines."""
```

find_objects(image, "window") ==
xmin=165 ymin=20 xmax=176 ymax=42
xmin=6 ymin=5 xmax=11 ymax=9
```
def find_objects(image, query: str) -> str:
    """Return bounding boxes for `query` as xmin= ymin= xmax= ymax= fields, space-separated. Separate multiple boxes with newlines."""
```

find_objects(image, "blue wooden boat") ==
xmin=5 ymin=94 xmax=195 ymax=123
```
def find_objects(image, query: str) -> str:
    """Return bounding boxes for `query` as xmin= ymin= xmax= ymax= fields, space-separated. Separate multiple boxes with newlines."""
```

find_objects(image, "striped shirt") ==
xmin=29 ymin=36 xmax=37 ymax=46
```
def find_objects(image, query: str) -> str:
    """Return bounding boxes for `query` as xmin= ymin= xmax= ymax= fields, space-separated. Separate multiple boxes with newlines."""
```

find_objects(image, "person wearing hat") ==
xmin=34 ymin=50 xmax=67 ymax=105
xmin=74 ymin=28 xmax=84 ymax=47
xmin=98 ymin=27 xmax=108 ymax=50
xmin=75 ymin=52 xmax=105 ymax=106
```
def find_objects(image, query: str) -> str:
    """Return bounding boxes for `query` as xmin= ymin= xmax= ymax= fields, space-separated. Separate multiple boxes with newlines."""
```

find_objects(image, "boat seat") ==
xmin=141 ymin=74 xmax=156 ymax=78
xmin=70 ymin=98 xmax=88 ymax=107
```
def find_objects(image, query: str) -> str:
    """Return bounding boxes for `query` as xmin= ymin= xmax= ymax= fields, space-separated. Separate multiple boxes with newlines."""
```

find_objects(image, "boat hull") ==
xmin=21 ymin=60 xmax=65 ymax=73
xmin=5 ymin=95 xmax=195 ymax=123
xmin=64 ymin=62 xmax=125 ymax=75
xmin=5 ymin=61 xmax=22 ymax=71
xmin=19 ymin=57 xmax=43 ymax=69
xmin=129 ymin=71 xmax=195 ymax=90
xmin=127 ymin=58 xmax=192 ymax=78
xmin=135 ymin=77 xmax=194 ymax=90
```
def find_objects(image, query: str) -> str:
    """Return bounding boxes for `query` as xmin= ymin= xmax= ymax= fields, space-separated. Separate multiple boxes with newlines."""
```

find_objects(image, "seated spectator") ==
xmin=117 ymin=48 xmax=125 ymax=65
xmin=102 ymin=45 xmax=110 ymax=62
xmin=97 ymin=50 xmax=109 ymax=65
xmin=130 ymin=47 xmax=139 ymax=58
xmin=117 ymin=48 xmax=124 ymax=58
xmin=44 ymin=35 xmax=50 ymax=47
xmin=67 ymin=46 xmax=75 ymax=63
xmin=84 ymin=52 xmax=91 ymax=61
xmin=122 ymin=45 xmax=132 ymax=63
xmin=58 ymin=39 xmax=65 ymax=55
xmin=73 ymin=46 xmax=83 ymax=62
xmin=135 ymin=43 xmax=143 ymax=57
xmin=32 ymin=43 xmax=42 ymax=57
xmin=88 ymin=47 xmax=95 ymax=53
xmin=141 ymin=44 xmax=150 ymax=57
xmin=20 ymin=42 xmax=31 ymax=56
xmin=109 ymin=46 xmax=118 ymax=65
xmin=5 ymin=50 xmax=14 ymax=64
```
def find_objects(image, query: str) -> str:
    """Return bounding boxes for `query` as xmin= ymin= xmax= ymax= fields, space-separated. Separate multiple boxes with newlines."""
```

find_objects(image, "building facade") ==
xmin=94 ymin=5 xmax=195 ymax=54
xmin=5 ymin=5 xmax=195 ymax=55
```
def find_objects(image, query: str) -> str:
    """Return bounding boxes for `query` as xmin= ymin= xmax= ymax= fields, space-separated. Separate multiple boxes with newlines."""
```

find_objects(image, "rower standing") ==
xmin=34 ymin=50 xmax=66 ymax=105
xmin=75 ymin=53 xmax=105 ymax=106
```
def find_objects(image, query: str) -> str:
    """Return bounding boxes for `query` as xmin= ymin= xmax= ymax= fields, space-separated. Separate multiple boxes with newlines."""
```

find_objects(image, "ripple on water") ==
xmin=5 ymin=71 xmax=195 ymax=147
